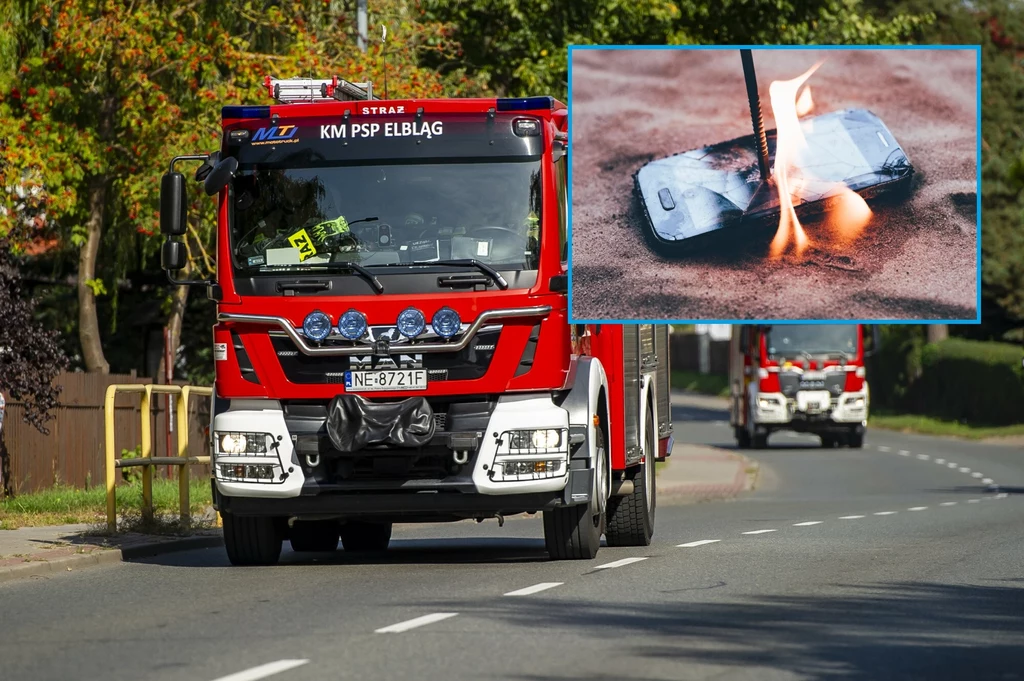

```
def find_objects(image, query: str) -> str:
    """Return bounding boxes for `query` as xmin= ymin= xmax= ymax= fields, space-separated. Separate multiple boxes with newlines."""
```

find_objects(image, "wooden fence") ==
xmin=669 ymin=333 xmax=730 ymax=375
xmin=2 ymin=371 xmax=211 ymax=495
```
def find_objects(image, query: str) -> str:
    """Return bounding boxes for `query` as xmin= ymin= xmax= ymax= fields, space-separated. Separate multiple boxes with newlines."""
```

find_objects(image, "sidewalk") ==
xmin=657 ymin=443 xmax=758 ymax=501
xmin=0 ymin=522 xmax=223 ymax=585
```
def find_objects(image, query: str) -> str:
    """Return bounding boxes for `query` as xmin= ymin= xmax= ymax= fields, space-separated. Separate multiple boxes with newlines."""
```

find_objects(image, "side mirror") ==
xmin=194 ymin=151 xmax=221 ymax=182
xmin=549 ymin=274 xmax=568 ymax=293
xmin=552 ymin=140 xmax=567 ymax=163
xmin=161 ymin=240 xmax=187 ymax=271
xmin=204 ymin=156 xmax=238 ymax=196
xmin=159 ymin=172 xmax=187 ymax=236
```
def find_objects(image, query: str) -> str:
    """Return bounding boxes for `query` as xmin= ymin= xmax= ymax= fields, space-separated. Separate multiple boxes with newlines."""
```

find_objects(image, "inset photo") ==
xmin=569 ymin=46 xmax=979 ymax=322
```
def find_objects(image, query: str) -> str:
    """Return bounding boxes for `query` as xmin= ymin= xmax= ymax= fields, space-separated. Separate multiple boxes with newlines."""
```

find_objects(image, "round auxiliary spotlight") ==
xmin=337 ymin=309 xmax=368 ymax=340
xmin=302 ymin=311 xmax=332 ymax=342
xmin=396 ymin=307 xmax=426 ymax=338
xmin=431 ymin=307 xmax=461 ymax=339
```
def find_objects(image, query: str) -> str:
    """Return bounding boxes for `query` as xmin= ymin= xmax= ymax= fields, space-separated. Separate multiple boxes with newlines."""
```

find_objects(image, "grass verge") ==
xmin=868 ymin=412 xmax=1024 ymax=440
xmin=0 ymin=478 xmax=213 ymax=530
xmin=670 ymin=370 xmax=730 ymax=397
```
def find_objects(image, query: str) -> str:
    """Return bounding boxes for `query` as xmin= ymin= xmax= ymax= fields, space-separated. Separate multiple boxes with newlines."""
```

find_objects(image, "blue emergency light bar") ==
xmin=222 ymin=105 xmax=271 ymax=119
xmin=496 ymin=96 xmax=555 ymax=112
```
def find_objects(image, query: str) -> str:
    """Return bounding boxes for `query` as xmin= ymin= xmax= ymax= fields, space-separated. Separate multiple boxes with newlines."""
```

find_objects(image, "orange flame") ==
xmin=767 ymin=61 xmax=873 ymax=259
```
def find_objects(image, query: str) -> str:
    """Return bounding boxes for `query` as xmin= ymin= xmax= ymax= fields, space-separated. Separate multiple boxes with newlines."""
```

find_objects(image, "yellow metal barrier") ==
xmin=104 ymin=384 xmax=213 ymax=531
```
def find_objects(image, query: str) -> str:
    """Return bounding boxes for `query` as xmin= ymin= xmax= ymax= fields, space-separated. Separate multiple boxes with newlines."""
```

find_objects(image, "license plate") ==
xmin=807 ymin=402 xmax=821 ymax=411
xmin=344 ymin=369 xmax=427 ymax=392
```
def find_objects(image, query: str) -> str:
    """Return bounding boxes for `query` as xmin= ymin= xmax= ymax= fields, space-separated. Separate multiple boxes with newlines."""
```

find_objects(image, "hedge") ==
xmin=905 ymin=338 xmax=1024 ymax=426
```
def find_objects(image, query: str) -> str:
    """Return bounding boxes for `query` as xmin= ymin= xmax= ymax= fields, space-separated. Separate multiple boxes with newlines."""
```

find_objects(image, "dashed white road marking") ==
xmin=983 ymin=478 xmax=994 ymax=485
xmin=940 ymin=501 xmax=958 ymax=507
xmin=996 ymin=493 xmax=1008 ymax=499
xmin=209 ymin=660 xmax=310 ymax=681
xmin=967 ymin=499 xmax=981 ymax=504
xmin=971 ymin=472 xmax=984 ymax=478
xmin=742 ymin=529 xmax=777 ymax=535
xmin=959 ymin=467 xmax=971 ymax=473
xmin=948 ymin=463 xmax=959 ymax=468
xmin=375 ymin=613 xmax=458 ymax=633
xmin=840 ymin=515 xmax=866 ymax=519
xmin=874 ymin=511 xmax=897 ymax=516
xmin=678 ymin=539 xmax=721 ymax=548
xmin=595 ymin=557 xmax=648 ymax=569
xmin=935 ymin=458 xmax=946 ymax=464
xmin=898 ymin=450 xmax=911 ymax=456
xmin=878 ymin=446 xmax=892 ymax=452
xmin=711 ymin=420 xmax=729 ymax=427
xmin=908 ymin=506 xmax=928 ymax=511
xmin=915 ymin=453 xmax=929 ymax=460
xmin=793 ymin=521 xmax=823 ymax=526
xmin=504 ymin=582 xmax=563 ymax=596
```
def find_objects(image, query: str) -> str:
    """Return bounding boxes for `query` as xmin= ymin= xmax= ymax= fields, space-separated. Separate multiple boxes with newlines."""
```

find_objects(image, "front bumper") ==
xmin=751 ymin=391 xmax=868 ymax=429
xmin=211 ymin=393 xmax=589 ymax=515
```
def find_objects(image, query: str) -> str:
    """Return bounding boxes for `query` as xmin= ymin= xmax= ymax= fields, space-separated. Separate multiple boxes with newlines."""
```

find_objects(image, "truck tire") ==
xmin=848 ymin=430 xmax=865 ymax=449
xmin=340 ymin=521 xmax=392 ymax=552
xmin=821 ymin=435 xmax=836 ymax=448
xmin=752 ymin=433 xmax=768 ymax=449
xmin=223 ymin=513 xmax=283 ymax=566
xmin=289 ymin=520 xmax=340 ymax=553
xmin=544 ymin=416 xmax=606 ymax=560
xmin=736 ymin=428 xmax=751 ymax=449
xmin=605 ymin=409 xmax=656 ymax=547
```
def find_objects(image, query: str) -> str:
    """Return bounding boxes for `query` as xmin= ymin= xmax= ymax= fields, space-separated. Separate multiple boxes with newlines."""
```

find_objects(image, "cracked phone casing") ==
xmin=634 ymin=109 xmax=914 ymax=257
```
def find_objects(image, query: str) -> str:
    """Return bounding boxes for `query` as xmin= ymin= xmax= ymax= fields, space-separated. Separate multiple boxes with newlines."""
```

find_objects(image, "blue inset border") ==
xmin=565 ymin=44 xmax=983 ymax=325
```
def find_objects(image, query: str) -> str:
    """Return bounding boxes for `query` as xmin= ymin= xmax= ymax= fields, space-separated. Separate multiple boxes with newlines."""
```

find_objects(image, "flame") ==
xmin=766 ymin=61 xmax=873 ymax=260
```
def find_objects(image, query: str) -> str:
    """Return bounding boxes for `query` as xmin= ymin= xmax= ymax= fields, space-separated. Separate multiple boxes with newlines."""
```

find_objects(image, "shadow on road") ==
xmin=430 ymin=581 xmax=1024 ymax=681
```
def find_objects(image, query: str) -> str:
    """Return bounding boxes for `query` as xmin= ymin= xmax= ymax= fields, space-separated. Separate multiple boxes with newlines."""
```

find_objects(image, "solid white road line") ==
xmin=878 ymin=446 xmax=892 ymax=452
xmin=504 ymin=582 xmax=563 ymax=596
xmin=375 ymin=613 xmax=458 ymax=633
xmin=793 ymin=521 xmax=823 ymax=526
xmin=940 ymin=501 xmax=958 ymax=506
xmin=595 ymin=557 xmax=648 ymax=569
xmin=908 ymin=507 xmax=928 ymax=511
xmin=839 ymin=515 xmax=866 ymax=519
xmin=678 ymin=539 xmax=721 ymax=548
xmin=209 ymin=660 xmax=309 ymax=681
xmin=874 ymin=511 xmax=897 ymax=516
xmin=742 ymin=529 xmax=777 ymax=535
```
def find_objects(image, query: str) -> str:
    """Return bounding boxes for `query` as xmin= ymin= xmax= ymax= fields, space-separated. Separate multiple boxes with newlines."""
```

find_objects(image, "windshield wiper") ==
xmin=369 ymin=259 xmax=509 ymax=290
xmin=301 ymin=261 xmax=384 ymax=294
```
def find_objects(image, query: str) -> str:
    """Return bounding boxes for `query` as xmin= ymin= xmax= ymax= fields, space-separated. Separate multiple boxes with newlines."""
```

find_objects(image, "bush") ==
xmin=905 ymin=338 xmax=1024 ymax=426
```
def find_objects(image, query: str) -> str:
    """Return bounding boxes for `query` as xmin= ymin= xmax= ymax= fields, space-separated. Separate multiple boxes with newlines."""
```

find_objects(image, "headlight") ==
xmin=338 ymin=309 xmax=367 ymax=340
xmin=431 ymin=307 xmax=461 ymax=339
xmin=302 ymin=311 xmax=332 ymax=342
xmin=396 ymin=307 xmax=426 ymax=338
xmin=508 ymin=429 xmax=563 ymax=450
xmin=217 ymin=432 xmax=269 ymax=455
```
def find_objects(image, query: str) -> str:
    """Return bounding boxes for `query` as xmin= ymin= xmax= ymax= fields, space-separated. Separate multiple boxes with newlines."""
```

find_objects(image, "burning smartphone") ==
xmin=634 ymin=108 xmax=914 ymax=256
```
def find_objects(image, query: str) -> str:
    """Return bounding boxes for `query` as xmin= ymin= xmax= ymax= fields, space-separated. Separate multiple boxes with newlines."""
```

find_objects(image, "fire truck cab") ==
xmin=157 ymin=77 xmax=673 ymax=565
xmin=729 ymin=324 xmax=871 ymax=449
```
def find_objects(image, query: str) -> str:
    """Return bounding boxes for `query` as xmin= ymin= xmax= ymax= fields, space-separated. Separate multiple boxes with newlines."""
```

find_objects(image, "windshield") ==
xmin=229 ymin=160 xmax=541 ymax=273
xmin=766 ymin=325 xmax=859 ymax=358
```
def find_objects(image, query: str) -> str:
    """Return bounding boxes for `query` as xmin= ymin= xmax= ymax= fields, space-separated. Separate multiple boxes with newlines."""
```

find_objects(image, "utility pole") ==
xmin=357 ymin=0 xmax=368 ymax=53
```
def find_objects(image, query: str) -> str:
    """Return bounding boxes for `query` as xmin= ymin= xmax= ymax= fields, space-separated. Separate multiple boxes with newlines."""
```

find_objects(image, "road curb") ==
xmin=658 ymin=450 xmax=760 ymax=501
xmin=0 ymin=533 xmax=224 ymax=585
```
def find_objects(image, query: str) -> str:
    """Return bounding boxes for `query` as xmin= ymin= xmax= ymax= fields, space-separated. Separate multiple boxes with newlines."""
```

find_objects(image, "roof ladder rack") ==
xmin=265 ymin=76 xmax=381 ymax=103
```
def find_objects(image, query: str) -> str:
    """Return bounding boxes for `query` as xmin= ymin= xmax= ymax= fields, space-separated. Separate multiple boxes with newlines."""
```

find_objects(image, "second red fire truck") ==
xmin=729 ymin=324 xmax=871 ymax=449
xmin=158 ymin=77 xmax=673 ymax=565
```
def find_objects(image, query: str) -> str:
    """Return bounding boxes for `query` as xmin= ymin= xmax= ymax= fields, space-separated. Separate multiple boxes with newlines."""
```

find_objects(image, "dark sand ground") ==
xmin=569 ymin=48 xmax=978 ymax=321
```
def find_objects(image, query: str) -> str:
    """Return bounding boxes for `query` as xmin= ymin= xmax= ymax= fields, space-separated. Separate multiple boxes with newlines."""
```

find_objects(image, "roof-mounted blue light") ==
xmin=222 ymin=105 xmax=271 ymax=119
xmin=496 ymin=96 xmax=554 ymax=112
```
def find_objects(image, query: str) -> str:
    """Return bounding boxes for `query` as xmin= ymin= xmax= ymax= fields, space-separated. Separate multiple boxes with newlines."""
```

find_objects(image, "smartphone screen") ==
xmin=634 ymin=108 xmax=913 ymax=253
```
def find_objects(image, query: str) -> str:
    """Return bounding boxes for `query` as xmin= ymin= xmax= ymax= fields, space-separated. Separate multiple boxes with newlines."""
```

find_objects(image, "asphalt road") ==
xmin=2 ymin=397 xmax=1022 ymax=681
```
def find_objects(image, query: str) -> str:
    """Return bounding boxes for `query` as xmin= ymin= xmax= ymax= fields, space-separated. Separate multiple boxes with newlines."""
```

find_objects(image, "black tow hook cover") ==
xmin=327 ymin=395 xmax=436 ymax=452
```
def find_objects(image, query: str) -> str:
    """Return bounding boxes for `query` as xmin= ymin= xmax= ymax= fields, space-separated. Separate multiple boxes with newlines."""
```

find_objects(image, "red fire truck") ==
xmin=158 ymin=77 xmax=673 ymax=566
xmin=728 ymin=324 xmax=872 ymax=449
